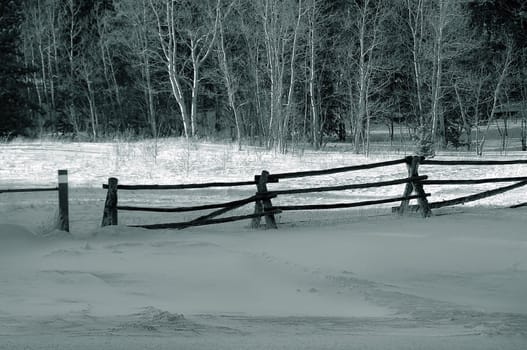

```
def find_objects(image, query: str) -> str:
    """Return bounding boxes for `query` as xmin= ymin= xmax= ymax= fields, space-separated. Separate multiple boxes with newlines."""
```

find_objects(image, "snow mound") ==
xmin=0 ymin=224 xmax=73 ymax=250
xmin=0 ymin=224 xmax=43 ymax=247
xmin=89 ymin=225 xmax=153 ymax=239
xmin=134 ymin=306 xmax=185 ymax=324
xmin=113 ymin=307 xmax=190 ymax=333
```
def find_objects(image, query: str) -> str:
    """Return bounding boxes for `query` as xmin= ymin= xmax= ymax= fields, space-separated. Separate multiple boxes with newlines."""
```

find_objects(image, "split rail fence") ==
xmin=1 ymin=170 xmax=69 ymax=232
xmin=3 ymin=158 xmax=525 ymax=233
xmin=101 ymin=156 xmax=527 ymax=230
xmin=102 ymin=156 xmax=527 ymax=229
xmin=394 ymin=157 xmax=527 ymax=212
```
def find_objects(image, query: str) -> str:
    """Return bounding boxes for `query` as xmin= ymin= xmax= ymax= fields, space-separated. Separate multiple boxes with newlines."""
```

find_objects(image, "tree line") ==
xmin=1 ymin=0 xmax=526 ymax=155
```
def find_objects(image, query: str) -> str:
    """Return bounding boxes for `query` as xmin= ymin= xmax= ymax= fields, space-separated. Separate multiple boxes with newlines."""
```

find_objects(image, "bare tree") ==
xmin=477 ymin=42 xmax=514 ymax=155
xmin=115 ymin=0 xmax=161 ymax=138
xmin=21 ymin=0 xmax=62 ymax=134
xmin=281 ymin=0 xmax=305 ymax=153
xmin=94 ymin=3 xmax=124 ymax=128
xmin=257 ymin=0 xmax=305 ymax=150
xmin=63 ymin=0 xmax=83 ymax=134
xmin=340 ymin=0 xmax=385 ymax=154
xmin=217 ymin=0 xmax=243 ymax=149
xmin=406 ymin=0 xmax=426 ymax=128
xmin=150 ymin=0 xmax=220 ymax=139
xmin=307 ymin=0 xmax=319 ymax=149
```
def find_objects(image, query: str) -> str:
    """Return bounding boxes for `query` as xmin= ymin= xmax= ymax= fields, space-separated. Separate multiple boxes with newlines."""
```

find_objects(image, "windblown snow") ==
xmin=1 ymin=139 xmax=526 ymax=349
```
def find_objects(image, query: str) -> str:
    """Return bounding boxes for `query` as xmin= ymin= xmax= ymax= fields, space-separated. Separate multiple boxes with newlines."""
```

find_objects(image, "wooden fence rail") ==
xmin=421 ymin=177 xmax=527 ymax=185
xmin=268 ymin=176 xmax=427 ymax=196
xmin=116 ymin=193 xmax=273 ymax=213
xmin=101 ymin=180 xmax=278 ymax=190
xmin=0 ymin=170 xmax=69 ymax=232
xmin=130 ymin=210 xmax=283 ymax=230
xmin=421 ymin=159 xmax=527 ymax=166
xmin=0 ymin=187 xmax=58 ymax=193
xmin=274 ymin=194 xmax=430 ymax=212
xmin=267 ymin=158 xmax=408 ymax=181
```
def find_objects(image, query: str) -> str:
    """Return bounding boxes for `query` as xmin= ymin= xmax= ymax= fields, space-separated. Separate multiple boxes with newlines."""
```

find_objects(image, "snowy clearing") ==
xmin=1 ymin=139 xmax=527 ymax=349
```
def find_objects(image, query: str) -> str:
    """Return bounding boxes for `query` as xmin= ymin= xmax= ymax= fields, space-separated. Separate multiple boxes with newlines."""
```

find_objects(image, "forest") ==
xmin=1 ymin=0 xmax=526 ymax=155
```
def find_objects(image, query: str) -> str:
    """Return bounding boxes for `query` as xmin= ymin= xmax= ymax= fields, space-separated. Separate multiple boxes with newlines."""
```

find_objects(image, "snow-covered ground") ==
xmin=1 ymin=139 xmax=527 ymax=349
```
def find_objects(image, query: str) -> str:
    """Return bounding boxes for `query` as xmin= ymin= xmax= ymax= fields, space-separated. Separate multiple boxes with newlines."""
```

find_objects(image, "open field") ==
xmin=1 ymin=138 xmax=527 ymax=349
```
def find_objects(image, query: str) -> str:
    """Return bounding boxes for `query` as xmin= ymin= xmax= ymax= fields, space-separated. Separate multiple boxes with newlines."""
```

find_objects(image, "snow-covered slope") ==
xmin=1 ymin=140 xmax=527 ymax=349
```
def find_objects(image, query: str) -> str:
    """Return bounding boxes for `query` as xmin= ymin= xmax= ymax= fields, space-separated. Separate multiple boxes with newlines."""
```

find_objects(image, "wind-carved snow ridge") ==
xmin=109 ymin=307 xmax=246 ymax=336
xmin=111 ymin=307 xmax=189 ymax=334
xmin=326 ymin=272 xmax=527 ymax=337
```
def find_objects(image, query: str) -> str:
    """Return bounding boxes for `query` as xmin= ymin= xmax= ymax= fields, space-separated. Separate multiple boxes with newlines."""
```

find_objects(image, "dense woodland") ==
xmin=1 ymin=0 xmax=526 ymax=154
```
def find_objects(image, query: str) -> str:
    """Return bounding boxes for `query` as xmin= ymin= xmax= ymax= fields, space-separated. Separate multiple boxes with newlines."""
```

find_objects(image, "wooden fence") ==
xmin=101 ymin=157 xmax=434 ymax=230
xmin=394 ymin=157 xmax=527 ymax=212
xmin=101 ymin=156 xmax=527 ymax=230
xmin=0 ymin=170 xmax=69 ymax=232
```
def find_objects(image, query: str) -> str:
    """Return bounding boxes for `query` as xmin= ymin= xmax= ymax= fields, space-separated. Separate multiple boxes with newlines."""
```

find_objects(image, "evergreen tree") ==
xmin=0 ymin=0 xmax=33 ymax=137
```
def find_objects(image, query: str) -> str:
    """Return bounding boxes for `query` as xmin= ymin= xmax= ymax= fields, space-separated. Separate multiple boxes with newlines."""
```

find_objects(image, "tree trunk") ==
xmin=478 ymin=45 xmax=512 ymax=155
xmin=430 ymin=0 xmax=447 ymax=149
xmin=218 ymin=14 xmax=242 ymax=150
xmin=282 ymin=0 xmax=304 ymax=154
xmin=407 ymin=0 xmax=425 ymax=127
xmin=309 ymin=0 xmax=319 ymax=149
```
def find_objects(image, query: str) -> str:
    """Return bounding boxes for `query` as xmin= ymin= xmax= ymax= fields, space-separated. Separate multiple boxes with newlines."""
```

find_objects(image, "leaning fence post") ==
xmin=102 ymin=177 xmax=118 ymax=226
xmin=251 ymin=171 xmax=277 ymax=229
xmin=398 ymin=156 xmax=415 ymax=214
xmin=399 ymin=156 xmax=431 ymax=217
xmin=58 ymin=170 xmax=69 ymax=232
xmin=411 ymin=157 xmax=431 ymax=217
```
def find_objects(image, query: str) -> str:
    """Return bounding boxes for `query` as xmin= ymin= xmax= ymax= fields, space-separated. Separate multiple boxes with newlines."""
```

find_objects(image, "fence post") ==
xmin=399 ymin=156 xmax=431 ymax=217
xmin=58 ymin=170 xmax=69 ymax=232
xmin=251 ymin=170 xmax=277 ymax=229
xmin=412 ymin=157 xmax=432 ymax=217
xmin=102 ymin=177 xmax=118 ymax=226
xmin=521 ymin=119 xmax=526 ymax=151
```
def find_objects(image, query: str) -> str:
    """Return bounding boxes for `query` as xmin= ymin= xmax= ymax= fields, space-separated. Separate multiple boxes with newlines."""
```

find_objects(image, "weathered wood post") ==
xmin=399 ymin=156 xmax=431 ymax=217
xmin=58 ymin=170 xmax=69 ymax=232
xmin=521 ymin=119 xmax=526 ymax=151
xmin=102 ymin=177 xmax=118 ymax=226
xmin=251 ymin=171 xmax=277 ymax=229
xmin=399 ymin=156 xmax=416 ymax=214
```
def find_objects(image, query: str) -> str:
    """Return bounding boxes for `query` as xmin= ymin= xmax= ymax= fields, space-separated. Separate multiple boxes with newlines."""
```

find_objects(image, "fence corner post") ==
xmin=102 ymin=177 xmax=118 ymax=227
xmin=58 ymin=169 xmax=69 ymax=232
xmin=251 ymin=170 xmax=277 ymax=229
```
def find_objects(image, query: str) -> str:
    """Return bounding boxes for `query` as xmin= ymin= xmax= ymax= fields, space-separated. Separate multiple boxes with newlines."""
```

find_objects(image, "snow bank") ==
xmin=0 ymin=224 xmax=43 ymax=247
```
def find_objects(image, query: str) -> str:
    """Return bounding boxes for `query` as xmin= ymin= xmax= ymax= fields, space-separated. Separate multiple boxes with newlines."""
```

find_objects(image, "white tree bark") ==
xmin=150 ymin=0 xmax=219 ymax=139
xmin=218 ymin=1 xmax=243 ymax=150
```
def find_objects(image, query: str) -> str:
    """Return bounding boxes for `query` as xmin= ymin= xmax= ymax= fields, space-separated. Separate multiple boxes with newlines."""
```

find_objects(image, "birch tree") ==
xmin=404 ymin=0 xmax=465 ymax=155
xmin=62 ymin=0 xmax=83 ymax=134
xmin=94 ymin=3 xmax=123 ymax=127
xmin=338 ymin=0 xmax=387 ymax=154
xmin=307 ymin=0 xmax=319 ymax=148
xmin=150 ymin=0 xmax=220 ymax=138
xmin=476 ymin=42 xmax=514 ymax=155
xmin=257 ymin=0 xmax=305 ymax=150
xmin=217 ymin=0 xmax=243 ymax=149
xmin=115 ymin=0 xmax=161 ymax=138
xmin=21 ymin=0 xmax=62 ymax=134
xmin=281 ymin=0 xmax=305 ymax=153
xmin=352 ymin=0 xmax=384 ymax=154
